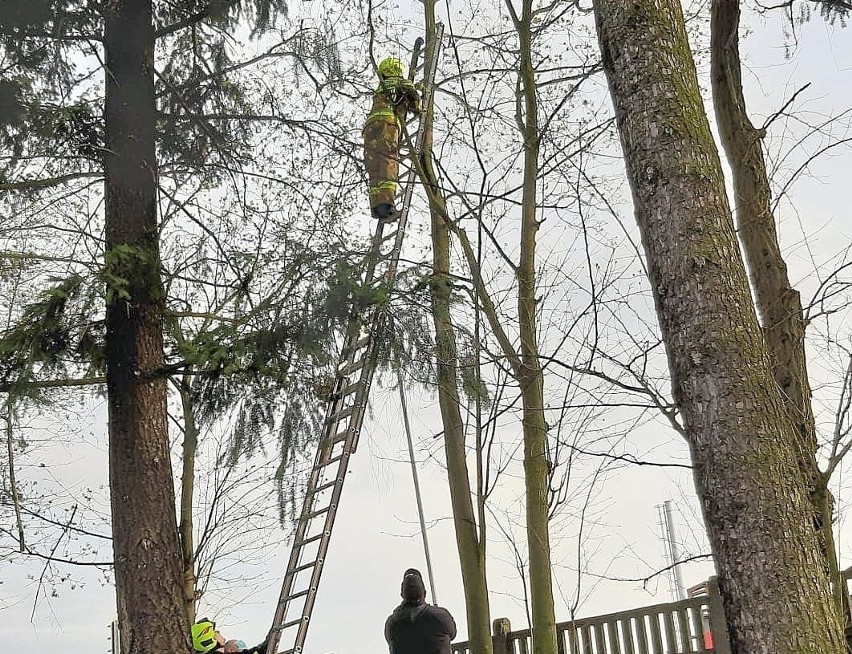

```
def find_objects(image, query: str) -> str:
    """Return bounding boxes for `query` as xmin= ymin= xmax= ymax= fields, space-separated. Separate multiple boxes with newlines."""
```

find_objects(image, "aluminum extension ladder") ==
xmin=266 ymin=24 xmax=444 ymax=654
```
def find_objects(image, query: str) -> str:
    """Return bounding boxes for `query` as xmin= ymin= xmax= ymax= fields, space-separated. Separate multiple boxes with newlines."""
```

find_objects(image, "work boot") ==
xmin=373 ymin=203 xmax=398 ymax=221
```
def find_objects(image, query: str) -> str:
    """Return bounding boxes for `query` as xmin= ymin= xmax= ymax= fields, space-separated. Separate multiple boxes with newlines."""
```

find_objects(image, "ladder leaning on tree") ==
xmin=265 ymin=24 xmax=445 ymax=654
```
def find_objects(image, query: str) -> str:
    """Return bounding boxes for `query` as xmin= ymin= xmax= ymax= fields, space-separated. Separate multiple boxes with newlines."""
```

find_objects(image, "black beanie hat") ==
xmin=401 ymin=568 xmax=426 ymax=602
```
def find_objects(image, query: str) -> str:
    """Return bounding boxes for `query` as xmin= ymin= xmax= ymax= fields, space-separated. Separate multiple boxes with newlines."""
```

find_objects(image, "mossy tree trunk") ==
xmin=709 ymin=0 xmax=847 ymax=621
xmin=419 ymin=2 xmax=493 ymax=650
xmin=104 ymin=2 xmax=190 ymax=652
xmin=593 ymin=1 xmax=846 ymax=652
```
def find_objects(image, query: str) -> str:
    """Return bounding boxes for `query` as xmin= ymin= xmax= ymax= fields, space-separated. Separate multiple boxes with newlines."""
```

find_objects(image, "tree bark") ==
xmin=510 ymin=3 xmax=557 ymax=652
xmin=104 ymin=2 xmax=190 ymax=652
xmin=593 ymin=2 xmax=845 ymax=653
xmin=420 ymin=3 xmax=493 ymax=651
xmin=709 ymin=0 xmax=845 ymax=618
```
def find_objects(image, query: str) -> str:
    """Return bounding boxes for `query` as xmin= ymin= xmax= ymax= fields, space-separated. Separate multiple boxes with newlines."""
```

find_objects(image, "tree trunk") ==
xmin=104 ymin=2 xmax=190 ymax=652
xmin=709 ymin=0 xmax=846 ymax=619
xmin=512 ymin=3 xmax=557 ymax=652
xmin=421 ymin=2 xmax=493 ymax=650
xmin=178 ymin=376 xmax=199 ymax=624
xmin=593 ymin=2 xmax=846 ymax=653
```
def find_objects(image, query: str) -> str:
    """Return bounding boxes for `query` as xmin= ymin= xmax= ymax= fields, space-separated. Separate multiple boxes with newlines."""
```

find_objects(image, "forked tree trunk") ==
xmin=593 ymin=2 xmax=845 ymax=652
xmin=709 ymin=0 xmax=845 ymax=619
xmin=104 ymin=2 xmax=190 ymax=652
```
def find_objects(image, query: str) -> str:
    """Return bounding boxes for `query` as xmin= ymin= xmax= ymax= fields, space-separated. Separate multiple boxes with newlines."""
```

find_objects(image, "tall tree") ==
xmin=710 ymin=0 xmax=848 ymax=619
xmin=593 ymin=1 xmax=846 ymax=652
xmin=505 ymin=1 xmax=557 ymax=652
xmin=0 ymin=0 xmax=346 ymax=645
xmin=103 ymin=1 xmax=189 ymax=651
xmin=413 ymin=0 xmax=602 ymax=638
xmin=418 ymin=2 xmax=493 ymax=652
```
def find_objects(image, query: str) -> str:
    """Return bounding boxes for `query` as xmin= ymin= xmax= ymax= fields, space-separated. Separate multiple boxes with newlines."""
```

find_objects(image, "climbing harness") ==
xmin=266 ymin=25 xmax=444 ymax=654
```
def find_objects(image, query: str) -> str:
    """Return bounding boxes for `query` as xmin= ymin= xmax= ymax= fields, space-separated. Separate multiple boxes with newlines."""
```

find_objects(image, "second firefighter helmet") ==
xmin=378 ymin=56 xmax=405 ymax=79
xmin=191 ymin=619 xmax=219 ymax=653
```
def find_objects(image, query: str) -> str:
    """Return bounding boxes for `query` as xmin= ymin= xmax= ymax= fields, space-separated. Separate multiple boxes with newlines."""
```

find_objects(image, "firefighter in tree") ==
xmin=363 ymin=56 xmax=421 ymax=220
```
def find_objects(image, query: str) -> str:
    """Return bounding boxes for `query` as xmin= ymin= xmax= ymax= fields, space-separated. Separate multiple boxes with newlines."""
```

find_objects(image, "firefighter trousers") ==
xmin=363 ymin=118 xmax=400 ymax=209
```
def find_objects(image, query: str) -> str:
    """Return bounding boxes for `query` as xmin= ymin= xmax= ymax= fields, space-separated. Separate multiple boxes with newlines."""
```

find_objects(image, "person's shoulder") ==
xmin=428 ymin=605 xmax=456 ymax=625
xmin=387 ymin=603 xmax=407 ymax=622
xmin=427 ymin=603 xmax=453 ymax=614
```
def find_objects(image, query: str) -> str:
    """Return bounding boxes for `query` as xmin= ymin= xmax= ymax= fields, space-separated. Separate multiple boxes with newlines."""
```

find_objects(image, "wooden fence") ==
xmin=452 ymin=577 xmax=730 ymax=654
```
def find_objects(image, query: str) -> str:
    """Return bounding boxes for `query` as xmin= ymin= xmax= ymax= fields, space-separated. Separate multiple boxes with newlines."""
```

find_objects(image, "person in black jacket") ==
xmin=385 ymin=568 xmax=457 ymax=654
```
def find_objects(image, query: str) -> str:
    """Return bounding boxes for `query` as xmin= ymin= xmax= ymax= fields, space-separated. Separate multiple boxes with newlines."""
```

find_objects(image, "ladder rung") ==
xmin=354 ymin=334 xmax=372 ymax=349
xmin=326 ymin=405 xmax=356 ymax=423
xmin=277 ymin=617 xmax=308 ymax=631
xmin=320 ymin=427 xmax=349 ymax=448
xmin=382 ymin=230 xmax=399 ymax=242
xmin=331 ymin=427 xmax=352 ymax=443
xmin=337 ymin=358 xmax=366 ymax=377
xmin=287 ymin=587 xmax=315 ymax=601
xmin=304 ymin=504 xmax=332 ymax=520
xmin=291 ymin=557 xmax=323 ymax=574
xmin=321 ymin=452 xmax=347 ymax=468
xmin=311 ymin=479 xmax=338 ymax=495
xmin=338 ymin=381 xmax=363 ymax=398
xmin=280 ymin=647 xmax=303 ymax=654
xmin=295 ymin=531 xmax=328 ymax=547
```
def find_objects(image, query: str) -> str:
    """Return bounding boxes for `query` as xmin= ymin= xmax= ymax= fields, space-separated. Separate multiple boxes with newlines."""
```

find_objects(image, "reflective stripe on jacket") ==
xmin=365 ymin=76 xmax=421 ymax=127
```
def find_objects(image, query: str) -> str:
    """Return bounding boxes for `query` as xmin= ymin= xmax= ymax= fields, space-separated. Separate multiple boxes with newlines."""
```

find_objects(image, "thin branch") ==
xmin=4 ymin=400 xmax=25 ymax=551
xmin=760 ymin=82 xmax=811 ymax=132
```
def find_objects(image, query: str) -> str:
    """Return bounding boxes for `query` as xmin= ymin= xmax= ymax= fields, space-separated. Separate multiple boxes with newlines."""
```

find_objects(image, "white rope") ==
xmin=397 ymin=366 xmax=439 ymax=605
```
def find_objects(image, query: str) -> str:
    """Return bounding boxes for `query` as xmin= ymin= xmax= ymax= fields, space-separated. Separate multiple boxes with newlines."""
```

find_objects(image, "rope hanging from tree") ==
xmin=396 ymin=365 xmax=439 ymax=604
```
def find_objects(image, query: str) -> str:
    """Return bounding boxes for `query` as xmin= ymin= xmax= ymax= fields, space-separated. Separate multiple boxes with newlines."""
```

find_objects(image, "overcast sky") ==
xmin=3 ymin=2 xmax=852 ymax=653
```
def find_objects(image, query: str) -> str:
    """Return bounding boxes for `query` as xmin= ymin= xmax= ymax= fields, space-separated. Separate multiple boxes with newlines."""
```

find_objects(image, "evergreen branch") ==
xmin=0 ymin=172 xmax=101 ymax=192
xmin=166 ymin=311 xmax=239 ymax=324
xmin=0 ymin=377 xmax=105 ymax=393
xmin=155 ymin=32 xmax=302 ymax=98
xmin=157 ymin=112 xmax=312 ymax=130
xmin=0 ymin=251 xmax=94 ymax=266
xmin=154 ymin=0 xmax=242 ymax=39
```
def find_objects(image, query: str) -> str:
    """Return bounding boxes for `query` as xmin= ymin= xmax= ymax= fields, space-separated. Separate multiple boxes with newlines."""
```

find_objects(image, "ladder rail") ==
xmin=267 ymin=322 xmax=375 ymax=644
xmin=266 ymin=25 xmax=444 ymax=654
xmin=267 ymin=319 xmax=379 ymax=654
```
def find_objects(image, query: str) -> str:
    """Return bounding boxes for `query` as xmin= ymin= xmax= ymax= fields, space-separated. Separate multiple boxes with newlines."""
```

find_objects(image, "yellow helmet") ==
xmin=378 ymin=57 xmax=404 ymax=79
xmin=191 ymin=619 xmax=219 ymax=653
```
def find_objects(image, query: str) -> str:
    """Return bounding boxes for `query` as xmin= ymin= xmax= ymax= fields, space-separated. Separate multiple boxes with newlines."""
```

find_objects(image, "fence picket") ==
xmin=662 ymin=611 xmax=677 ymax=653
xmin=606 ymin=619 xmax=622 ymax=654
xmin=451 ymin=585 xmax=723 ymax=654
